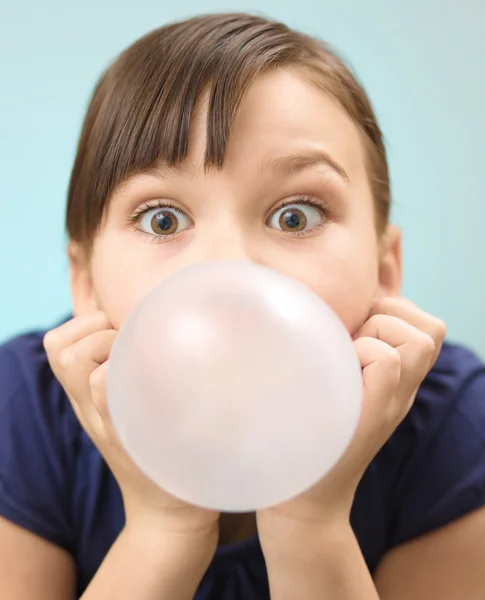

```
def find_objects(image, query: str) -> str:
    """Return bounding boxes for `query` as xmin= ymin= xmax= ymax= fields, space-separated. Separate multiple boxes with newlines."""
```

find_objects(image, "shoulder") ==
xmin=385 ymin=341 xmax=485 ymax=543
xmin=397 ymin=340 xmax=484 ymax=456
xmin=1 ymin=327 xmax=50 ymax=385
xmin=366 ymin=341 xmax=485 ymax=476
xmin=352 ymin=341 xmax=485 ymax=570
xmin=0 ymin=326 xmax=79 ymax=440
xmin=0 ymin=326 xmax=82 ymax=551
xmin=420 ymin=340 xmax=484 ymax=397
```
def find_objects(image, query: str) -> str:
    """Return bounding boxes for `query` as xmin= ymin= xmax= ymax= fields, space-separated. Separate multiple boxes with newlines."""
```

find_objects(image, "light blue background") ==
xmin=1 ymin=1 xmax=484 ymax=356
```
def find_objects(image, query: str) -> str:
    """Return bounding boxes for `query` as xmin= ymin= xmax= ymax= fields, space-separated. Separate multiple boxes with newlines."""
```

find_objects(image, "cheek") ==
xmin=90 ymin=223 xmax=379 ymax=335
xmin=311 ymin=265 xmax=378 ymax=335
xmin=90 ymin=233 xmax=205 ymax=330
xmin=272 ymin=239 xmax=379 ymax=336
xmin=310 ymin=226 xmax=380 ymax=334
xmin=93 ymin=254 xmax=375 ymax=336
xmin=90 ymin=238 xmax=166 ymax=330
xmin=91 ymin=265 xmax=146 ymax=330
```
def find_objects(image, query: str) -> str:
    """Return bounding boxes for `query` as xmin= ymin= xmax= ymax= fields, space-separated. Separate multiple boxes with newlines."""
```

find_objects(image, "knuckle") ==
xmin=58 ymin=347 xmax=77 ymax=370
xmin=431 ymin=317 xmax=447 ymax=341
xmin=43 ymin=330 xmax=58 ymax=354
xmin=89 ymin=367 xmax=106 ymax=391
xmin=367 ymin=313 xmax=382 ymax=326
xmin=417 ymin=331 xmax=436 ymax=356
xmin=383 ymin=344 xmax=401 ymax=366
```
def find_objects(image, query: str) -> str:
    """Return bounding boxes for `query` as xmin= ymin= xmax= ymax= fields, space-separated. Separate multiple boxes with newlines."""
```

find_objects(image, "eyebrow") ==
xmin=141 ymin=160 xmax=200 ymax=181
xmin=261 ymin=151 xmax=350 ymax=182
xmin=127 ymin=149 xmax=349 ymax=186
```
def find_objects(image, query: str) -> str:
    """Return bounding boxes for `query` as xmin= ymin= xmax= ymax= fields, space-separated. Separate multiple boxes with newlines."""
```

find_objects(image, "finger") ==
xmin=353 ymin=336 xmax=410 ymax=457
xmin=89 ymin=360 xmax=125 ymax=446
xmin=69 ymin=360 xmax=113 ymax=454
xmin=57 ymin=329 xmax=117 ymax=414
xmin=90 ymin=360 xmax=110 ymax=422
xmin=88 ymin=361 xmax=110 ymax=437
xmin=369 ymin=297 xmax=446 ymax=368
xmin=353 ymin=336 xmax=401 ymax=410
xmin=43 ymin=312 xmax=112 ymax=363
xmin=354 ymin=313 xmax=435 ymax=401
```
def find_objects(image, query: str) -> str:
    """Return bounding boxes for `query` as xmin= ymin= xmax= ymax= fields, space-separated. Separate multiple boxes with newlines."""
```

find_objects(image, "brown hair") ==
xmin=66 ymin=12 xmax=391 ymax=249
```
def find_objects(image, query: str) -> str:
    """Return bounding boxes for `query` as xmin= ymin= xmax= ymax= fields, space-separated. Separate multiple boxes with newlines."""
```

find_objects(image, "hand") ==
xmin=257 ymin=297 xmax=446 ymax=536
xmin=44 ymin=312 xmax=220 ymax=539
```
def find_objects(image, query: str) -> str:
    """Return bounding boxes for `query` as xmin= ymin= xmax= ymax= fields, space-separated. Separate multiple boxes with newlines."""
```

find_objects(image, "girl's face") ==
xmin=69 ymin=68 xmax=402 ymax=335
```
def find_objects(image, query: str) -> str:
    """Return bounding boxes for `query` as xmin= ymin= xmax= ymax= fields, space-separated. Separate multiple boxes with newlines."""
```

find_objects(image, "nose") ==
xmin=198 ymin=227 xmax=263 ymax=266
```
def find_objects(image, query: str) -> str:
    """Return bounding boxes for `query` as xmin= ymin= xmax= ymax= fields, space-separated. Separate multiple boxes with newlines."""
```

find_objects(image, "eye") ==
xmin=268 ymin=200 xmax=326 ymax=234
xmin=138 ymin=205 xmax=192 ymax=237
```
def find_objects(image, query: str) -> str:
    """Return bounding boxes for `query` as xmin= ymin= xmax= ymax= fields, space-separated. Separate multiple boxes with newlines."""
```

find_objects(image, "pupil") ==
xmin=151 ymin=210 xmax=178 ymax=236
xmin=157 ymin=214 xmax=173 ymax=231
xmin=284 ymin=211 xmax=301 ymax=229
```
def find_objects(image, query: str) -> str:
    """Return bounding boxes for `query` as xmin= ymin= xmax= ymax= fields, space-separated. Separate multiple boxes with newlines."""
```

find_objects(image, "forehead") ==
xmin=112 ymin=68 xmax=370 ymax=202
xmin=183 ymin=68 xmax=367 ymax=180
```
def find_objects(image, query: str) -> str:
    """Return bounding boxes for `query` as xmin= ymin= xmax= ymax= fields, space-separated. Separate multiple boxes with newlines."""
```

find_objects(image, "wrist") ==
xmin=123 ymin=493 xmax=220 ymax=536
xmin=90 ymin=522 xmax=218 ymax=600
xmin=258 ymin=513 xmax=352 ymax=564
xmin=259 ymin=521 xmax=378 ymax=600
xmin=124 ymin=512 xmax=219 ymax=566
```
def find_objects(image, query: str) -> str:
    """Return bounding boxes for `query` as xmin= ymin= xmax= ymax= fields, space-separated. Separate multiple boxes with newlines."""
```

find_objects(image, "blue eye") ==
xmin=269 ymin=203 xmax=324 ymax=233
xmin=139 ymin=206 xmax=192 ymax=237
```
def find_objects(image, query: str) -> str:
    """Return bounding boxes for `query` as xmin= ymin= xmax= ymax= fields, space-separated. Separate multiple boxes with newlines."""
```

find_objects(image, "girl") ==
xmin=1 ymin=12 xmax=484 ymax=600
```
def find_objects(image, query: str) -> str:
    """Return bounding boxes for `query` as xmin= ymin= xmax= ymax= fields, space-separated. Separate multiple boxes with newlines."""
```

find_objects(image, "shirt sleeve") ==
xmin=0 ymin=335 xmax=77 ymax=554
xmin=388 ymin=363 xmax=485 ymax=547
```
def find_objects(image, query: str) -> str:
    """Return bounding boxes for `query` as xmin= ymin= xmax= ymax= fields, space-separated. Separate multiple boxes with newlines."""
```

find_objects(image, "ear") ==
xmin=375 ymin=224 xmax=402 ymax=299
xmin=68 ymin=241 xmax=99 ymax=317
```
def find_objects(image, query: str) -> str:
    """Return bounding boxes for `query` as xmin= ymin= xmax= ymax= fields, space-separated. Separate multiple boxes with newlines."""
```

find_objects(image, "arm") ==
xmin=0 ymin=326 xmax=217 ymax=600
xmin=0 ymin=515 xmax=217 ymax=600
xmin=0 ymin=517 xmax=76 ymax=599
xmin=258 ymin=297 xmax=448 ymax=599
xmin=42 ymin=313 xmax=220 ymax=599
xmin=81 ymin=520 xmax=217 ymax=600
xmin=262 ymin=519 xmax=379 ymax=600
xmin=263 ymin=505 xmax=485 ymax=600
xmin=374 ymin=504 xmax=485 ymax=599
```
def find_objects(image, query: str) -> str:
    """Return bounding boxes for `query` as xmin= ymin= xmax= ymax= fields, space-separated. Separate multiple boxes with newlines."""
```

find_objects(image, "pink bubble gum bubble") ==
xmin=107 ymin=261 xmax=362 ymax=512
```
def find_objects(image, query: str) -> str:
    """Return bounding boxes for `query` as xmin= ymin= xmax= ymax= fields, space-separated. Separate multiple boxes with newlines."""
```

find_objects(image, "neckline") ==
xmin=214 ymin=533 xmax=261 ymax=562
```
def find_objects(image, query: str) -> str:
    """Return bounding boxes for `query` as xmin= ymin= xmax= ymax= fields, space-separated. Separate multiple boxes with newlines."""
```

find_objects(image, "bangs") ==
xmin=67 ymin=15 xmax=302 ymax=244
xmin=66 ymin=13 xmax=389 ymax=246
xmin=102 ymin=15 xmax=299 ymax=171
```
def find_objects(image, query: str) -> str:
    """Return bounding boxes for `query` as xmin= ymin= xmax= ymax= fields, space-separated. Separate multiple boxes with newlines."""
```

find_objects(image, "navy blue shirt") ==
xmin=1 ymin=329 xmax=485 ymax=598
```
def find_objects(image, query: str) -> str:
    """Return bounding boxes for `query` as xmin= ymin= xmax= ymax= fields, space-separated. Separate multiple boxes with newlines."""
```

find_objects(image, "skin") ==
xmin=9 ymin=67 xmax=482 ymax=599
xmin=68 ymin=67 xmax=405 ymax=539
xmin=71 ymin=69 xmax=397 ymax=332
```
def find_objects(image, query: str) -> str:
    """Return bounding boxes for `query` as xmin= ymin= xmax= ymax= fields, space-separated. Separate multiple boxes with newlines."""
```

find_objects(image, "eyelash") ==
xmin=269 ymin=196 xmax=330 ymax=238
xmin=126 ymin=195 xmax=330 ymax=242
xmin=126 ymin=200 xmax=189 ymax=243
